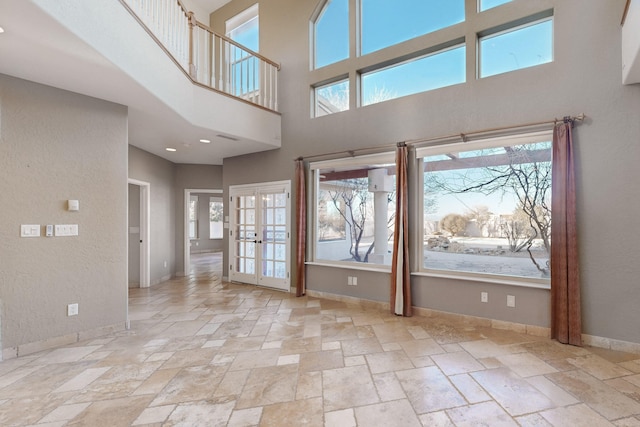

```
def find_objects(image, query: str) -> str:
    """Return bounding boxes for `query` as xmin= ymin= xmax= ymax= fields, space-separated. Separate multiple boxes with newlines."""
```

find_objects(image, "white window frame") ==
xmin=309 ymin=152 xmax=396 ymax=272
xmin=209 ymin=196 xmax=224 ymax=240
xmin=415 ymin=130 xmax=553 ymax=289
xmin=189 ymin=195 xmax=199 ymax=239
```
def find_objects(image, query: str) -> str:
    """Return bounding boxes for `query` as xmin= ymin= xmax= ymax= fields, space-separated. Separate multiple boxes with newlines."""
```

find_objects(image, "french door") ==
xmin=229 ymin=181 xmax=291 ymax=291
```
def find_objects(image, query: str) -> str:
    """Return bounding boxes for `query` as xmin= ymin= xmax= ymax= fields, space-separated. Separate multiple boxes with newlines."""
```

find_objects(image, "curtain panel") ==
xmin=550 ymin=120 xmax=582 ymax=345
xmin=390 ymin=144 xmax=412 ymax=316
xmin=295 ymin=159 xmax=307 ymax=296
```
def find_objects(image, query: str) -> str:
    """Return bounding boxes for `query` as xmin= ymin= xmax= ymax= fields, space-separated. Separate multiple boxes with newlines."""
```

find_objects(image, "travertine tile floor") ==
xmin=1 ymin=253 xmax=640 ymax=426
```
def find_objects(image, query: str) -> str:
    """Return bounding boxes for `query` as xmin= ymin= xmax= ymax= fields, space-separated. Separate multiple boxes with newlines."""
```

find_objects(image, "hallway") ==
xmin=0 ymin=261 xmax=639 ymax=425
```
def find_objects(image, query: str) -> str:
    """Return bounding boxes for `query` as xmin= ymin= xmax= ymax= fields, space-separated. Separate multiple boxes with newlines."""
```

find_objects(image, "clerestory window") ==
xmin=313 ymin=0 xmax=349 ymax=69
xmin=361 ymin=0 xmax=465 ymax=55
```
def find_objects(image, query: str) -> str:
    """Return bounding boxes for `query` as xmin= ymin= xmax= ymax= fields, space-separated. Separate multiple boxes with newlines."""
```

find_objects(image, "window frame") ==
xmin=478 ymin=12 xmax=554 ymax=79
xmin=209 ymin=197 xmax=224 ymax=240
xmin=309 ymin=152 xmax=396 ymax=271
xmin=313 ymin=77 xmax=350 ymax=117
xmin=189 ymin=195 xmax=199 ymax=240
xmin=415 ymin=130 xmax=553 ymax=289
xmin=360 ymin=42 xmax=466 ymax=107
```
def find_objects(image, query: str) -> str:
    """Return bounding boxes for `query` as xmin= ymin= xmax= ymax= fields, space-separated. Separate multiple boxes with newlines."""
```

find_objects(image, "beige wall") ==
xmin=0 ymin=74 xmax=129 ymax=354
xmin=214 ymin=0 xmax=640 ymax=343
xmin=128 ymin=146 xmax=176 ymax=285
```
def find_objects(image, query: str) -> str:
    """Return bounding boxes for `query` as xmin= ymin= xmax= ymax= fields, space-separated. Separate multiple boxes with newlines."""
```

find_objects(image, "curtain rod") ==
xmin=296 ymin=113 xmax=586 ymax=162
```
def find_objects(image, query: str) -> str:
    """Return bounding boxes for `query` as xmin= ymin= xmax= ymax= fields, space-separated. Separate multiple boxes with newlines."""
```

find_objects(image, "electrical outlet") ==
xmin=481 ymin=292 xmax=488 ymax=303
xmin=507 ymin=295 xmax=516 ymax=308
xmin=67 ymin=303 xmax=79 ymax=316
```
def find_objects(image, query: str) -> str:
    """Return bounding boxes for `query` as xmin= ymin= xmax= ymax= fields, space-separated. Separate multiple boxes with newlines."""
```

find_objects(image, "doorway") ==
xmin=229 ymin=180 xmax=291 ymax=292
xmin=128 ymin=179 xmax=150 ymax=288
xmin=183 ymin=189 xmax=223 ymax=276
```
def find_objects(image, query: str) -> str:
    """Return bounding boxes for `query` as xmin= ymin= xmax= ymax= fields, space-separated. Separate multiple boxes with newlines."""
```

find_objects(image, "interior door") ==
xmin=229 ymin=181 xmax=290 ymax=291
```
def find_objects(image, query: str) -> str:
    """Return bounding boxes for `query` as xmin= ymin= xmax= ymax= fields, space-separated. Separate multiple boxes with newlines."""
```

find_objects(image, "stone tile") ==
xmin=299 ymin=350 xmax=344 ymax=372
xmin=400 ymin=338 xmax=445 ymax=358
xmin=131 ymin=404 xmax=175 ymax=425
xmin=396 ymin=366 xmax=466 ymax=414
xmin=355 ymin=400 xmax=421 ymax=426
xmin=540 ymin=403 xmax=615 ymax=427
xmin=341 ymin=337 xmax=383 ymax=356
xmin=228 ymin=407 xmax=263 ymax=427
xmin=365 ymin=350 xmax=413 ymax=374
xmin=150 ymin=365 xmax=227 ymax=406
xmin=39 ymin=402 xmax=91 ymax=423
xmin=514 ymin=413 xmax=553 ymax=426
xmin=418 ymin=410 xmax=455 ymax=427
xmin=229 ymin=348 xmax=280 ymax=370
xmin=446 ymin=401 xmax=518 ymax=427
xmin=66 ymin=395 xmax=153 ymax=426
xmin=164 ymin=400 xmax=235 ymax=427
xmin=325 ymin=408 xmax=356 ymax=427
xmin=213 ymin=369 xmax=250 ymax=397
xmin=449 ymin=374 xmax=491 ymax=404
xmin=471 ymin=368 xmax=555 ymax=416
xmin=296 ymin=371 xmax=323 ymax=400
xmin=432 ymin=351 xmax=485 ymax=375
xmin=32 ymin=346 xmax=103 ymax=364
xmin=133 ymin=368 xmax=181 ymax=396
xmin=566 ymin=354 xmax=634 ymax=380
xmin=322 ymin=365 xmax=379 ymax=412
xmin=547 ymin=370 xmax=640 ymax=420
xmin=495 ymin=352 xmax=558 ymax=378
xmin=460 ymin=340 xmax=518 ymax=359
xmin=373 ymin=372 xmax=407 ymax=401
xmin=53 ymin=367 xmax=111 ymax=392
xmin=261 ymin=397 xmax=323 ymax=427
xmin=236 ymin=364 xmax=298 ymax=409
xmin=526 ymin=375 xmax=580 ymax=406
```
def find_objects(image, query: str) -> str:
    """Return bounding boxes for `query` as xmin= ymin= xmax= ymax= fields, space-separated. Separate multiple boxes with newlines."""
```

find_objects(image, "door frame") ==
xmin=229 ymin=180 xmax=291 ymax=291
xmin=183 ymin=189 xmax=223 ymax=275
xmin=128 ymin=179 xmax=150 ymax=288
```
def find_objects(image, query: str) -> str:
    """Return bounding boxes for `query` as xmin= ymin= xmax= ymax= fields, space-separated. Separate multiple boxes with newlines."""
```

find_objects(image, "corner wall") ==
xmin=128 ymin=146 xmax=176 ymax=285
xmin=0 ymin=74 xmax=129 ymax=354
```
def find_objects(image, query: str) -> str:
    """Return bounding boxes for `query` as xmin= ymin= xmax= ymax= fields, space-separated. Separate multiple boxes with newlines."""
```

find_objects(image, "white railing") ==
xmin=121 ymin=0 xmax=279 ymax=112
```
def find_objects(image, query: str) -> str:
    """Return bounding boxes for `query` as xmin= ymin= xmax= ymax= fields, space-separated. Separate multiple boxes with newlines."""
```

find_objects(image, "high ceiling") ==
xmin=0 ymin=0 xmax=279 ymax=165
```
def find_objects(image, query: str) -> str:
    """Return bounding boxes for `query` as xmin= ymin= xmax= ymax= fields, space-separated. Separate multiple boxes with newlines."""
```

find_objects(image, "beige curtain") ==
xmin=295 ymin=158 xmax=307 ymax=297
xmin=550 ymin=120 xmax=581 ymax=345
xmin=390 ymin=143 xmax=412 ymax=316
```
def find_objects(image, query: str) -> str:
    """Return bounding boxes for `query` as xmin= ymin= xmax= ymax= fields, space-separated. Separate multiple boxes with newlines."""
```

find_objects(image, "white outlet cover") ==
xmin=67 ymin=303 xmax=79 ymax=316
xmin=507 ymin=295 xmax=516 ymax=307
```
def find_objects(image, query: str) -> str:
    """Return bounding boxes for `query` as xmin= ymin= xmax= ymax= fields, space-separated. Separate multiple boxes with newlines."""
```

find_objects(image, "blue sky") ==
xmin=315 ymin=0 xmax=552 ymax=106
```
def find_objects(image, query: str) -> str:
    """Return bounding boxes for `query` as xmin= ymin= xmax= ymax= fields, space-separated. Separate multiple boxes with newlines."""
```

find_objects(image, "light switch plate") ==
xmin=21 ymin=224 xmax=40 ymax=237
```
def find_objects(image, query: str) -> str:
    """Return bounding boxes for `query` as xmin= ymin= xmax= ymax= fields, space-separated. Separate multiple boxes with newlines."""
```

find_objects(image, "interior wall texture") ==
xmin=214 ymin=0 xmax=640 ymax=344
xmin=128 ymin=184 xmax=141 ymax=286
xmin=128 ymin=146 xmax=176 ymax=285
xmin=0 ymin=74 xmax=129 ymax=352
xmin=174 ymin=164 xmax=223 ymax=275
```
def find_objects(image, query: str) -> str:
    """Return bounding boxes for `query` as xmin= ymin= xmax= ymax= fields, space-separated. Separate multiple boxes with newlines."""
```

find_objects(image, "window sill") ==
xmin=306 ymin=261 xmax=391 ymax=274
xmin=411 ymin=270 xmax=550 ymax=290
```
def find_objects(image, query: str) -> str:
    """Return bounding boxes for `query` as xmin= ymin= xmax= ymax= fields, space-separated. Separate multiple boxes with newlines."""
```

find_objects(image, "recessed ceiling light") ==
xmin=199 ymin=139 xmax=211 ymax=143
xmin=0 ymin=27 xmax=5 ymax=34
xmin=165 ymin=147 xmax=177 ymax=152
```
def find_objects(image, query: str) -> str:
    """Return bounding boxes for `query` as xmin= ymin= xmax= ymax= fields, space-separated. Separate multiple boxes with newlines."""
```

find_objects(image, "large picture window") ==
xmin=312 ymin=153 xmax=396 ymax=267
xmin=209 ymin=197 xmax=224 ymax=239
xmin=418 ymin=131 xmax=553 ymax=282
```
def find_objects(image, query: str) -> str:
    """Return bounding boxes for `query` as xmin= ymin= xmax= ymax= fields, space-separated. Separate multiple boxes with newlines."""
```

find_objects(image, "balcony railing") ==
xmin=120 ymin=0 xmax=279 ymax=112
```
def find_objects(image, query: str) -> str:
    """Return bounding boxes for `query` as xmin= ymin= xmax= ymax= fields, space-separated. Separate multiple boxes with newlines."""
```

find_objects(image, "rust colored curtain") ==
xmin=295 ymin=158 xmax=307 ymax=296
xmin=550 ymin=119 xmax=581 ymax=345
xmin=390 ymin=143 xmax=412 ymax=316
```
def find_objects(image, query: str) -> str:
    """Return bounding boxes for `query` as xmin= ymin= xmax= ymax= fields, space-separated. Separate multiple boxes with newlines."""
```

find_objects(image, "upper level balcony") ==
xmin=0 ymin=0 xmax=282 ymax=164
